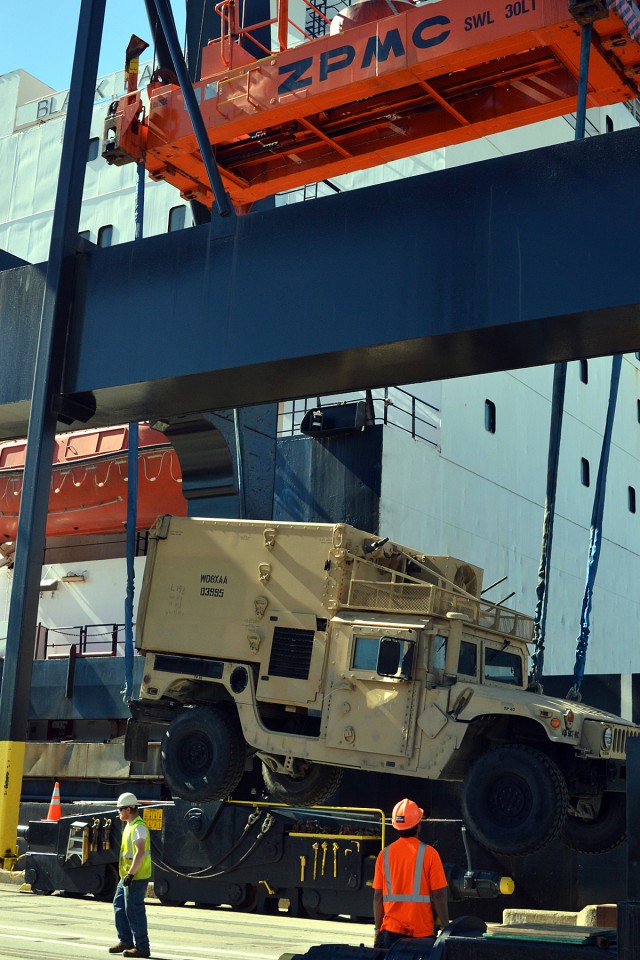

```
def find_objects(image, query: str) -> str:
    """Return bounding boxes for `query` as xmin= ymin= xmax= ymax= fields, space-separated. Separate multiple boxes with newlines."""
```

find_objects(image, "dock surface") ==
xmin=0 ymin=885 xmax=371 ymax=960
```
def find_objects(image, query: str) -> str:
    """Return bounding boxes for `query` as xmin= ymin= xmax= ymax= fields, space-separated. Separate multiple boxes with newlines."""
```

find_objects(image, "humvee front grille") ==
xmin=614 ymin=725 xmax=640 ymax=757
xmin=268 ymin=627 xmax=315 ymax=679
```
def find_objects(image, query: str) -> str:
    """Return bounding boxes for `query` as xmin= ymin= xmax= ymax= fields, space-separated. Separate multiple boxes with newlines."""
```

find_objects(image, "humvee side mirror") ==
xmin=378 ymin=637 xmax=415 ymax=680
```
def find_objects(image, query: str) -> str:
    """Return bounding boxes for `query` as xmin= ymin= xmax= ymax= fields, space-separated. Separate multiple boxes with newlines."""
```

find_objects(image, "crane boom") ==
xmin=102 ymin=0 xmax=640 ymax=210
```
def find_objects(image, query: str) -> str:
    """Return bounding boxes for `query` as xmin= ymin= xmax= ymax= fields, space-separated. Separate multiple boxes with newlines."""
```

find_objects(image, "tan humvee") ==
xmin=129 ymin=516 xmax=638 ymax=857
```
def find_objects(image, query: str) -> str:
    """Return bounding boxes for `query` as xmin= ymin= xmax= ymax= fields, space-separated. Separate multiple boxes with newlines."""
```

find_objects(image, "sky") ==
xmin=1 ymin=1 xmax=187 ymax=92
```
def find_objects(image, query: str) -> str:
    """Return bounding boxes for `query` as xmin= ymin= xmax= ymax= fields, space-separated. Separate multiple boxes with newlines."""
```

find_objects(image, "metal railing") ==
xmin=345 ymin=573 xmax=534 ymax=641
xmin=277 ymin=387 xmax=441 ymax=448
xmin=35 ymin=622 xmax=132 ymax=659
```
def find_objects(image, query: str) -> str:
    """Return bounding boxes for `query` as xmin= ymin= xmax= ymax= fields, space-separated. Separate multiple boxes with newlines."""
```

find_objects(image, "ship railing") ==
xmin=35 ymin=622 xmax=134 ymax=659
xmin=342 ymin=577 xmax=534 ymax=641
xmin=277 ymin=386 xmax=441 ymax=447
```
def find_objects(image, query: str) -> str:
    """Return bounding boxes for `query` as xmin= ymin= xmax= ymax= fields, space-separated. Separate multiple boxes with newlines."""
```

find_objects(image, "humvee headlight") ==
xmin=566 ymin=710 xmax=574 ymax=727
xmin=602 ymin=727 xmax=613 ymax=751
xmin=550 ymin=717 xmax=561 ymax=729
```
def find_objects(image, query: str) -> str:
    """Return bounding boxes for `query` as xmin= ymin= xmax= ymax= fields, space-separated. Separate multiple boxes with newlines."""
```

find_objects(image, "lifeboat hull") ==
xmin=0 ymin=424 xmax=187 ymax=541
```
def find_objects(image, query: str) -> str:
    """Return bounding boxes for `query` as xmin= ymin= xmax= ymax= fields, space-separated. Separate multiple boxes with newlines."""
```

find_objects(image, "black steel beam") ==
xmin=0 ymin=0 xmax=106 ymax=866
xmin=1 ymin=126 xmax=640 ymax=438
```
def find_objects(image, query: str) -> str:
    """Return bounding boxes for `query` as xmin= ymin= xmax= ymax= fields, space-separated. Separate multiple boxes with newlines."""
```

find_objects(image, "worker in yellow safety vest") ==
xmin=372 ymin=798 xmax=450 ymax=948
xmin=109 ymin=792 xmax=152 ymax=958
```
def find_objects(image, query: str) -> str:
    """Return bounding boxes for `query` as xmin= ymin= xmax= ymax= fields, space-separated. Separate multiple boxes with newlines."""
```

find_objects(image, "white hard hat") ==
xmin=117 ymin=792 xmax=139 ymax=809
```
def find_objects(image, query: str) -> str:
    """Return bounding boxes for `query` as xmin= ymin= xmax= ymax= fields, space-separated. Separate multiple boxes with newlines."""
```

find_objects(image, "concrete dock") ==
xmin=0 ymin=884 xmax=372 ymax=960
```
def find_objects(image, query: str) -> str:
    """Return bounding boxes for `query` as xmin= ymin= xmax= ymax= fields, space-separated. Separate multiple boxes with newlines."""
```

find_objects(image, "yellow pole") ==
xmin=0 ymin=741 xmax=25 ymax=868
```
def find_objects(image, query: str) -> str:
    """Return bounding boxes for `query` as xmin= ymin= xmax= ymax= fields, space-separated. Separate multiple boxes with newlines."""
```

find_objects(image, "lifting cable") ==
xmin=233 ymin=409 xmax=247 ymax=519
xmin=123 ymin=421 xmax=138 ymax=703
xmin=531 ymin=2 xmax=638 ymax=689
xmin=529 ymin=14 xmax=595 ymax=689
xmin=566 ymin=355 xmax=622 ymax=701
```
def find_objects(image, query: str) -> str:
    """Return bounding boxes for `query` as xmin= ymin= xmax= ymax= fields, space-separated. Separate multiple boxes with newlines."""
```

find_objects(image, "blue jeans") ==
xmin=113 ymin=878 xmax=150 ymax=952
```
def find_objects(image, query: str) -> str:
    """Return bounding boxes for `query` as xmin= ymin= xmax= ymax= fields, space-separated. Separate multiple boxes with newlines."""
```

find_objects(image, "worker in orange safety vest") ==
xmin=372 ymin=798 xmax=450 ymax=948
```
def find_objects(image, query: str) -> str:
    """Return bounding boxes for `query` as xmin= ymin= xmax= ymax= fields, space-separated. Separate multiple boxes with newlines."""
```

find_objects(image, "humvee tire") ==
xmin=161 ymin=705 xmax=245 ymax=802
xmin=461 ymin=744 xmax=568 ymax=856
xmin=262 ymin=760 xmax=343 ymax=805
xmin=562 ymin=792 xmax=626 ymax=854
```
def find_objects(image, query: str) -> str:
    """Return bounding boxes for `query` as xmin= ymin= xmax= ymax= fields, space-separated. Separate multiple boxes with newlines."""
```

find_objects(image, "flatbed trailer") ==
xmin=20 ymin=800 xmax=510 ymax=920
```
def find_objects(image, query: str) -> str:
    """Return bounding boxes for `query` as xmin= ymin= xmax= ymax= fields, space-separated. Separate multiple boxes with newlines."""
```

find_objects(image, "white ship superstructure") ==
xmin=0 ymin=51 xmax=639 ymax=719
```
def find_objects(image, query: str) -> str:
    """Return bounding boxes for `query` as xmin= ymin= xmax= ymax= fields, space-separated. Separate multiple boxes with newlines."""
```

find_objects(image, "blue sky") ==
xmin=1 ymin=1 xmax=187 ymax=92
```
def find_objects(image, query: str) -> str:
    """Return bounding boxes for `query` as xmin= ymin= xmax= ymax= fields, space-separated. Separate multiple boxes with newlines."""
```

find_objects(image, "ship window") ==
xmin=484 ymin=646 xmax=523 ymax=685
xmin=579 ymin=360 xmax=588 ymax=384
xmin=630 ymin=486 xmax=637 ymax=514
xmin=581 ymin=457 xmax=590 ymax=487
xmin=168 ymin=205 xmax=187 ymax=232
xmin=606 ymin=115 xmax=614 ymax=133
xmin=637 ymin=399 xmax=640 ymax=423
xmin=97 ymin=224 xmax=113 ymax=248
xmin=87 ymin=137 xmax=100 ymax=162
xmin=78 ymin=230 xmax=91 ymax=242
xmin=484 ymin=399 xmax=496 ymax=434
xmin=636 ymin=353 xmax=640 ymax=362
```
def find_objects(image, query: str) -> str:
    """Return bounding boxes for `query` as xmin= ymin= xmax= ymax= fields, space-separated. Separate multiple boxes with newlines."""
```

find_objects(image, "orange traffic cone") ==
xmin=45 ymin=781 xmax=62 ymax=822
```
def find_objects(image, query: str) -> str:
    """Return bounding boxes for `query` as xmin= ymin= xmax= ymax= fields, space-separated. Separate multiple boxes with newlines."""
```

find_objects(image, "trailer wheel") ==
xmin=301 ymin=889 xmax=337 ymax=920
xmin=93 ymin=864 xmax=119 ymax=902
xmin=156 ymin=893 xmax=187 ymax=907
xmin=562 ymin=792 xmax=626 ymax=854
xmin=461 ymin=744 xmax=568 ymax=856
xmin=161 ymin=706 xmax=245 ymax=802
xmin=229 ymin=883 xmax=258 ymax=912
xmin=262 ymin=761 xmax=342 ymax=805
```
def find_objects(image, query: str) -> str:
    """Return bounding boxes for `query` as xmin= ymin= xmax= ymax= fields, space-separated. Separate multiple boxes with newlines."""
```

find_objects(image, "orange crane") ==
xmin=103 ymin=0 xmax=640 ymax=211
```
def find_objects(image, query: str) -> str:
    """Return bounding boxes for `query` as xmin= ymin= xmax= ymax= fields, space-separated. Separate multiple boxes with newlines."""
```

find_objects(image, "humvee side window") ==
xmin=353 ymin=636 xmax=379 ymax=671
xmin=484 ymin=648 xmax=523 ymax=685
xmin=432 ymin=635 xmax=448 ymax=671
xmin=352 ymin=635 xmax=415 ymax=680
xmin=431 ymin=636 xmax=477 ymax=677
xmin=378 ymin=636 xmax=415 ymax=680
xmin=458 ymin=641 xmax=477 ymax=677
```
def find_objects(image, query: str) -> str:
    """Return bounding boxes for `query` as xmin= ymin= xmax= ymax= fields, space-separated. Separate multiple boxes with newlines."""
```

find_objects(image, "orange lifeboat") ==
xmin=0 ymin=424 xmax=187 ymax=541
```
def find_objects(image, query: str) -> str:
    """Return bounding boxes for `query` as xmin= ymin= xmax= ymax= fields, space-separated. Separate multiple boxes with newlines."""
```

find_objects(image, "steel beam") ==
xmin=1 ymin=126 xmax=640 ymax=438
xmin=0 ymin=0 xmax=106 ymax=867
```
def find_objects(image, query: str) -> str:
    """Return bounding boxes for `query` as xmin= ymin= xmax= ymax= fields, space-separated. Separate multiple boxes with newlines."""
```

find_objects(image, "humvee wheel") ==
xmin=262 ymin=760 xmax=342 ymax=805
xmin=562 ymin=792 xmax=626 ymax=854
xmin=461 ymin=744 xmax=568 ymax=856
xmin=161 ymin=706 xmax=245 ymax=802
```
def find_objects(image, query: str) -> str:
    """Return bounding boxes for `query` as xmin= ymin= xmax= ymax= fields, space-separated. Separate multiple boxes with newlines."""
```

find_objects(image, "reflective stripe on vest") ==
xmin=382 ymin=841 xmax=431 ymax=903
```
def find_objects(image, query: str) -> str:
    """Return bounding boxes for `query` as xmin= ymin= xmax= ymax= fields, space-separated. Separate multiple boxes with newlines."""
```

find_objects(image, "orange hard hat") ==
xmin=391 ymin=798 xmax=424 ymax=830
